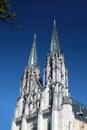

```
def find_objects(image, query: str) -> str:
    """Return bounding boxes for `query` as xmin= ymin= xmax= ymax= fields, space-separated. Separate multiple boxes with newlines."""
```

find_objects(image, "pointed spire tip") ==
xmin=54 ymin=17 xmax=56 ymax=26
xmin=50 ymin=19 xmax=60 ymax=53
xmin=34 ymin=32 xmax=36 ymax=39
xmin=28 ymin=33 xmax=37 ymax=68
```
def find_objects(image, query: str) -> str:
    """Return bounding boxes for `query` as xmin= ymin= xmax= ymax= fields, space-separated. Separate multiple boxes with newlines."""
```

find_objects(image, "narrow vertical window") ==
xmin=19 ymin=125 xmax=21 ymax=130
xmin=48 ymin=122 xmax=50 ymax=130
xmin=33 ymin=123 xmax=37 ymax=130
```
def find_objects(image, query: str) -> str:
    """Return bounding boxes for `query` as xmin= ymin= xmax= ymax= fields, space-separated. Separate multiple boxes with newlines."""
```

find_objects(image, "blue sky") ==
xmin=0 ymin=0 xmax=87 ymax=130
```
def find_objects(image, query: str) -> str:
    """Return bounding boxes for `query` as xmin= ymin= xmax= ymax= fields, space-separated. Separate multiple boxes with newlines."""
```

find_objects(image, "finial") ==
xmin=54 ymin=17 xmax=56 ymax=26
xmin=34 ymin=32 xmax=36 ymax=39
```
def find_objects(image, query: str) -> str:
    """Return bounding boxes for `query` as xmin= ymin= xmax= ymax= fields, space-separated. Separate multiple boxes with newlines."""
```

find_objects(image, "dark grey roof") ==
xmin=72 ymin=100 xmax=87 ymax=123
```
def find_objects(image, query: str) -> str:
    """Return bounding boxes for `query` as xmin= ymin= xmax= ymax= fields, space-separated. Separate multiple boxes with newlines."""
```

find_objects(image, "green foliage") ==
xmin=0 ymin=0 xmax=20 ymax=28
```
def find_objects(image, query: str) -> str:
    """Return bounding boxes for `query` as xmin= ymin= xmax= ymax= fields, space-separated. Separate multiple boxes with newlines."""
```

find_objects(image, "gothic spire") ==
xmin=28 ymin=33 xmax=37 ymax=68
xmin=50 ymin=19 xmax=60 ymax=53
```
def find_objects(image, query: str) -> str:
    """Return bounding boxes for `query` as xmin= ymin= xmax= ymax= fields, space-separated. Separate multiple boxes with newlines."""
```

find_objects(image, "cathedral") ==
xmin=11 ymin=20 xmax=87 ymax=130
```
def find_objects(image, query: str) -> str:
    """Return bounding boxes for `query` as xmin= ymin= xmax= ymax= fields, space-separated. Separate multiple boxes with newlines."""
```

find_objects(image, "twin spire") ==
xmin=28 ymin=19 xmax=60 ymax=68
xmin=50 ymin=19 xmax=60 ymax=53
xmin=28 ymin=33 xmax=37 ymax=68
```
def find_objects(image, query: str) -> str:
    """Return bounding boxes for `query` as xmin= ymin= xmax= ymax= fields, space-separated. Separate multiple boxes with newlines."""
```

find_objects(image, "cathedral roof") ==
xmin=72 ymin=100 xmax=87 ymax=123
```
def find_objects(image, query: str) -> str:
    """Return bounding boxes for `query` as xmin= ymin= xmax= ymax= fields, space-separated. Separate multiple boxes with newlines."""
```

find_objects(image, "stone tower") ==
xmin=42 ymin=20 xmax=74 ymax=130
xmin=11 ymin=20 xmax=79 ymax=130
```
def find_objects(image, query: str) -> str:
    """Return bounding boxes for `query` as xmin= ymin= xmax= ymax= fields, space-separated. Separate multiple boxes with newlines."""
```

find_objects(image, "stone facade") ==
xmin=11 ymin=20 xmax=87 ymax=130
